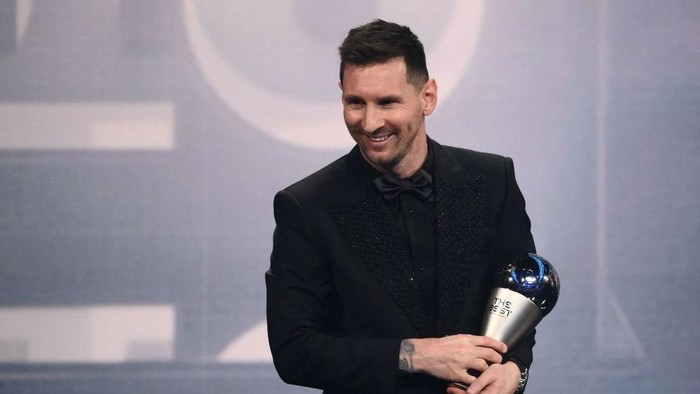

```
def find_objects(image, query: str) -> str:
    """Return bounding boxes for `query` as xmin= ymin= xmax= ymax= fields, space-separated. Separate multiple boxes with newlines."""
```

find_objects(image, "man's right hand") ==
xmin=399 ymin=335 xmax=507 ymax=386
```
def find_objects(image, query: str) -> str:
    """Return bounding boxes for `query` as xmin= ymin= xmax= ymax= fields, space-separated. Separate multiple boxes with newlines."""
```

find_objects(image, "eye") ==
xmin=344 ymin=98 xmax=364 ymax=108
xmin=379 ymin=98 xmax=400 ymax=107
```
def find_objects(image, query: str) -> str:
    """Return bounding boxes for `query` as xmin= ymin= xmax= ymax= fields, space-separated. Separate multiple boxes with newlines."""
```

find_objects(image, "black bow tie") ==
xmin=374 ymin=169 xmax=434 ymax=202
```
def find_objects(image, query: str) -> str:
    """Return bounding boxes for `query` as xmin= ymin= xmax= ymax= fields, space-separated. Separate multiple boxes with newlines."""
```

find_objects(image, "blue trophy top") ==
xmin=496 ymin=253 xmax=560 ymax=315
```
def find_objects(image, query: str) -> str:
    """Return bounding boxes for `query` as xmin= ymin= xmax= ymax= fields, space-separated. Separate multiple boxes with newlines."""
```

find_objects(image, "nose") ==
xmin=361 ymin=105 xmax=385 ymax=133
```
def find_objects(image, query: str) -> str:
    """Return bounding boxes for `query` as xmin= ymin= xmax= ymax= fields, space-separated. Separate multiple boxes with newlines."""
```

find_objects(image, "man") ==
xmin=266 ymin=20 xmax=535 ymax=394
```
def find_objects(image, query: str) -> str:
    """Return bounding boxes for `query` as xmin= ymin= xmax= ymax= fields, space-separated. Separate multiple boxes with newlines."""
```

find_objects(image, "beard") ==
xmin=351 ymin=124 xmax=423 ymax=176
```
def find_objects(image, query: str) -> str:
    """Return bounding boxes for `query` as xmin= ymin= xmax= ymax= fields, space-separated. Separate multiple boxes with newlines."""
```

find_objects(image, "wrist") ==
xmin=399 ymin=339 xmax=418 ymax=373
xmin=505 ymin=360 xmax=528 ymax=393
xmin=399 ymin=338 xmax=433 ymax=375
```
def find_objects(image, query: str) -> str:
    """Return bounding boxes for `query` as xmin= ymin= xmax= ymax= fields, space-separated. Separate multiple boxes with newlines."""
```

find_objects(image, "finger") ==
xmin=452 ymin=335 xmax=507 ymax=358
xmin=462 ymin=350 xmax=502 ymax=373
xmin=449 ymin=342 xmax=503 ymax=368
xmin=464 ymin=369 xmax=479 ymax=384
xmin=464 ymin=358 xmax=489 ymax=374
xmin=472 ymin=335 xmax=508 ymax=354
xmin=464 ymin=376 xmax=487 ymax=394
xmin=466 ymin=368 xmax=498 ymax=394
xmin=476 ymin=347 xmax=504 ymax=365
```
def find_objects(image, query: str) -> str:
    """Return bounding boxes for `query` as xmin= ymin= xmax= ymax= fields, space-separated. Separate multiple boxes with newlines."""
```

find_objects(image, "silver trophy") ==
xmin=481 ymin=253 xmax=560 ymax=348
xmin=448 ymin=254 xmax=560 ymax=391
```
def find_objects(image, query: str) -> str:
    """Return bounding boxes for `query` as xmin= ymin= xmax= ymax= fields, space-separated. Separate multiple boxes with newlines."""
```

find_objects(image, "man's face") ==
xmin=341 ymin=57 xmax=437 ymax=178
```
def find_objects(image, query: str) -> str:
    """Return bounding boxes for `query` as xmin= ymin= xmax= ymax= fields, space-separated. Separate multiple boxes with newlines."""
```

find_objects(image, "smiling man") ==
xmin=341 ymin=56 xmax=435 ymax=179
xmin=266 ymin=20 xmax=536 ymax=394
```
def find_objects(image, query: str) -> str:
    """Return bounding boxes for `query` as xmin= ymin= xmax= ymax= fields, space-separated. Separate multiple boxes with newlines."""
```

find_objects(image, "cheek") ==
xmin=384 ymin=113 xmax=411 ymax=130
xmin=343 ymin=111 xmax=362 ymax=128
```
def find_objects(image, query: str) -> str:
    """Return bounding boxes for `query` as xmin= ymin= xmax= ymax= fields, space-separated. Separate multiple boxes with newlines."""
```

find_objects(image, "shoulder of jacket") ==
xmin=281 ymin=153 xmax=353 ymax=200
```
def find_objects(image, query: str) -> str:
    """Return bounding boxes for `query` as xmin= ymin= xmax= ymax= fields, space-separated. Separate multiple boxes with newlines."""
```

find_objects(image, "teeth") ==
xmin=369 ymin=135 xmax=390 ymax=142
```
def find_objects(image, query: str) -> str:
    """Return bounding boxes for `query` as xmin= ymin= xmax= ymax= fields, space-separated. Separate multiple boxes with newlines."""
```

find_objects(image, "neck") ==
xmin=387 ymin=136 xmax=429 ymax=179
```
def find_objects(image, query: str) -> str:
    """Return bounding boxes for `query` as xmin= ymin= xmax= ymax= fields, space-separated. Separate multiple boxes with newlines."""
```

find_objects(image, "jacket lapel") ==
xmin=331 ymin=147 xmax=433 ymax=337
xmin=331 ymin=141 xmax=486 ymax=337
xmin=432 ymin=141 xmax=486 ymax=336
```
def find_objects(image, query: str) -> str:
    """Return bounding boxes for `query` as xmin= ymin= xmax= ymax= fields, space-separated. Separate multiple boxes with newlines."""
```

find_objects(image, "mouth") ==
xmin=368 ymin=134 xmax=392 ymax=143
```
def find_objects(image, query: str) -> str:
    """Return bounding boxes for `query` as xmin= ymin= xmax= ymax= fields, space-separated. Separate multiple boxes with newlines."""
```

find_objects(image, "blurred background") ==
xmin=0 ymin=1 xmax=698 ymax=393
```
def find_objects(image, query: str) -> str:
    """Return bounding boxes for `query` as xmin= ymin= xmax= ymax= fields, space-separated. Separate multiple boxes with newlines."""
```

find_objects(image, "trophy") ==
xmin=449 ymin=254 xmax=560 ymax=391
xmin=481 ymin=253 xmax=560 ymax=348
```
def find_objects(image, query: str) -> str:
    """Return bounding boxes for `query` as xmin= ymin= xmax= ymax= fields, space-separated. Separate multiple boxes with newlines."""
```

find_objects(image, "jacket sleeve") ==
xmin=496 ymin=157 xmax=537 ymax=374
xmin=265 ymin=189 xmax=401 ymax=393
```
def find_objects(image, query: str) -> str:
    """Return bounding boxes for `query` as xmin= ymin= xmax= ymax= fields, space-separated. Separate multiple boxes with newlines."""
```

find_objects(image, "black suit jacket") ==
xmin=266 ymin=138 xmax=536 ymax=393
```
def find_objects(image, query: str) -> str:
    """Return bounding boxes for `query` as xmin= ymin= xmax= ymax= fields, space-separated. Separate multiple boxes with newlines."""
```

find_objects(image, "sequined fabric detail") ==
xmin=435 ymin=175 xmax=485 ymax=336
xmin=332 ymin=188 xmax=433 ymax=336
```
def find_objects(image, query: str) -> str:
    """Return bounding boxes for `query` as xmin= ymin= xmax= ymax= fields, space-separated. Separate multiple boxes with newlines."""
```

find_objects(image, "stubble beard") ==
xmin=356 ymin=125 xmax=422 ymax=177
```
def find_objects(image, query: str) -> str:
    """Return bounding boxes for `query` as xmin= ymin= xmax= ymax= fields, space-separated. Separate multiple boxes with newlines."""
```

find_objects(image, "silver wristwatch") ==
xmin=515 ymin=367 xmax=529 ymax=393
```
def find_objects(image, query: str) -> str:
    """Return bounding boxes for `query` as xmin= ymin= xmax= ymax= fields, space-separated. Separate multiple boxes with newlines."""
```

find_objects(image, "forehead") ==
xmin=342 ymin=58 xmax=414 ymax=95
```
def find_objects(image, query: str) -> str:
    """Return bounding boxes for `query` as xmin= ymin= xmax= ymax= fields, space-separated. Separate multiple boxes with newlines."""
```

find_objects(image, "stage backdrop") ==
xmin=0 ymin=1 xmax=698 ymax=393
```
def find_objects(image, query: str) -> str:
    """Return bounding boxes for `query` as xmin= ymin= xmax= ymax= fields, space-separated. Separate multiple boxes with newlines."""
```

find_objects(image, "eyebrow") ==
xmin=378 ymin=95 xmax=402 ymax=103
xmin=342 ymin=94 xmax=402 ymax=103
xmin=342 ymin=94 xmax=363 ymax=103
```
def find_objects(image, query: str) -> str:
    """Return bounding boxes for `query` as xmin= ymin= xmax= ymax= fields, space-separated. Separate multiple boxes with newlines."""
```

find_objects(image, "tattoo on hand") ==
xmin=399 ymin=339 xmax=416 ymax=372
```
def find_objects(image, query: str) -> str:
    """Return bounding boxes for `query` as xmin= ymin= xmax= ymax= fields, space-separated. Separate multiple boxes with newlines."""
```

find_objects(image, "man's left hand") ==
xmin=446 ymin=361 xmax=521 ymax=394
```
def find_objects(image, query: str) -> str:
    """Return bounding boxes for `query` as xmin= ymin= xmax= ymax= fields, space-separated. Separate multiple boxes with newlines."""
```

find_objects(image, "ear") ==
xmin=421 ymin=78 xmax=438 ymax=116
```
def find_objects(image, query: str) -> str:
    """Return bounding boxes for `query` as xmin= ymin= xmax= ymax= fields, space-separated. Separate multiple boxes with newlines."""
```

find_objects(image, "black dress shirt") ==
xmin=375 ymin=148 xmax=438 ymax=328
